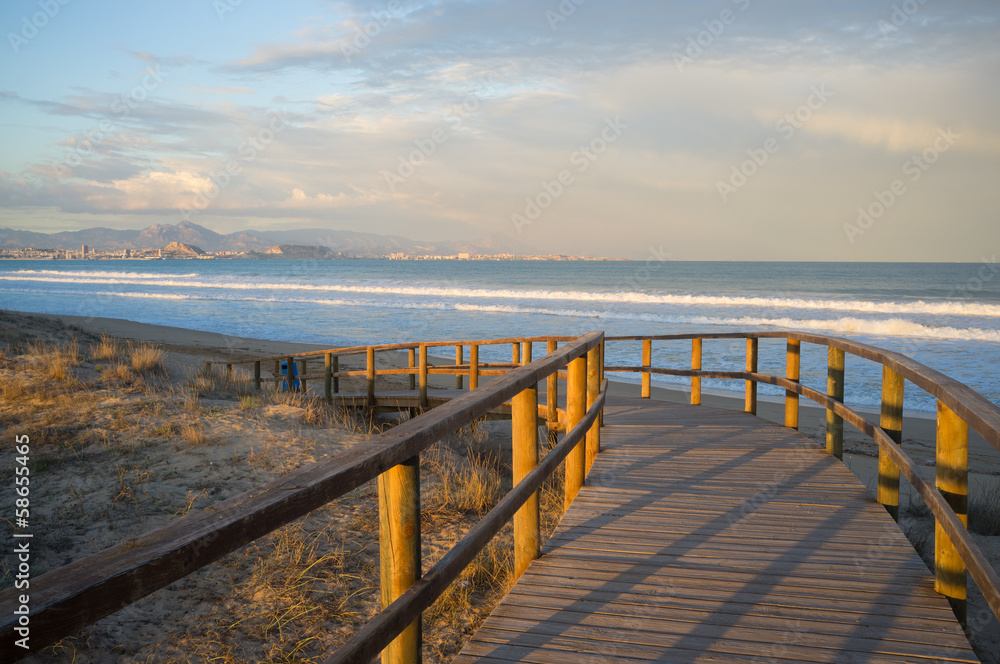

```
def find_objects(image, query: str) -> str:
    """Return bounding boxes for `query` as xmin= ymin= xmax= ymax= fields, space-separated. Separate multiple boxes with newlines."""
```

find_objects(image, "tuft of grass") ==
xmin=189 ymin=364 xmax=254 ymax=400
xmin=28 ymin=338 xmax=79 ymax=381
xmin=429 ymin=451 xmax=505 ymax=516
xmin=151 ymin=423 xmax=180 ymax=437
xmin=129 ymin=341 xmax=166 ymax=376
xmin=0 ymin=375 xmax=25 ymax=401
xmin=239 ymin=394 xmax=262 ymax=411
xmin=180 ymin=422 xmax=208 ymax=446
xmin=91 ymin=333 xmax=121 ymax=362
xmin=970 ymin=481 xmax=1000 ymax=536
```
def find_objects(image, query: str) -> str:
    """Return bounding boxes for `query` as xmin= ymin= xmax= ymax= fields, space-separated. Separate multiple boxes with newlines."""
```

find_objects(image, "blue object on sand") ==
xmin=281 ymin=360 xmax=300 ymax=391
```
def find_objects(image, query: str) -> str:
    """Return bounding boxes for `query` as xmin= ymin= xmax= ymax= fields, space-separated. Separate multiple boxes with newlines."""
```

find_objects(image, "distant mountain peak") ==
xmin=0 ymin=221 xmax=532 ymax=257
xmin=161 ymin=241 xmax=206 ymax=256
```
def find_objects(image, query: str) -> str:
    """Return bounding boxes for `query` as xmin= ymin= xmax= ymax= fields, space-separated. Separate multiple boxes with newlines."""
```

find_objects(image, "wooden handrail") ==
xmin=204 ymin=335 xmax=578 ymax=366
xmin=604 ymin=331 xmax=1000 ymax=625
xmin=605 ymin=331 xmax=1000 ymax=451
xmin=0 ymin=332 xmax=604 ymax=661
xmin=325 ymin=380 xmax=607 ymax=664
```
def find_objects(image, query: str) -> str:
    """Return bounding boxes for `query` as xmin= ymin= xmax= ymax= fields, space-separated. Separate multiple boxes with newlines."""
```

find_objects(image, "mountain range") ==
xmin=0 ymin=221 xmax=527 ymax=257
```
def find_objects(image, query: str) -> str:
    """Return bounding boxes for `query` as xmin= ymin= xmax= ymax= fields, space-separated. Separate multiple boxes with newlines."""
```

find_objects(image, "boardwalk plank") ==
xmin=458 ymin=397 xmax=977 ymax=663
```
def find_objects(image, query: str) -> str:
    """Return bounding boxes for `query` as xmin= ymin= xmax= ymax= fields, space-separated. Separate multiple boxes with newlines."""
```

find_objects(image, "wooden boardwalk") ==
xmin=456 ymin=397 xmax=978 ymax=663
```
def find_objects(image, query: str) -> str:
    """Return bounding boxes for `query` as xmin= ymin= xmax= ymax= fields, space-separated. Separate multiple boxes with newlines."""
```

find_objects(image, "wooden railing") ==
xmin=200 ymin=335 xmax=580 ymax=421
xmin=0 ymin=332 xmax=606 ymax=663
xmin=604 ymin=331 xmax=1000 ymax=626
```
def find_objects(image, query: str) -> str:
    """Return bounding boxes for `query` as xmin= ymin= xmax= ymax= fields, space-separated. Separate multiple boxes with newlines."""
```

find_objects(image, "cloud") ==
xmin=279 ymin=187 xmax=385 ymax=209
xmin=800 ymin=113 xmax=1000 ymax=154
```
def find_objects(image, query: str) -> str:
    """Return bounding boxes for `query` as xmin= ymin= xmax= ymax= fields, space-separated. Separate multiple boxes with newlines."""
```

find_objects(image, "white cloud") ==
xmin=801 ymin=113 xmax=1000 ymax=154
xmin=278 ymin=187 xmax=384 ymax=209
xmin=85 ymin=171 xmax=213 ymax=210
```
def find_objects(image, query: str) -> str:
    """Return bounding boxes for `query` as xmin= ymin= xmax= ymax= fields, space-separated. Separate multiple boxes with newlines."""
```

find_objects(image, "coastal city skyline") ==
xmin=2 ymin=1 xmax=999 ymax=261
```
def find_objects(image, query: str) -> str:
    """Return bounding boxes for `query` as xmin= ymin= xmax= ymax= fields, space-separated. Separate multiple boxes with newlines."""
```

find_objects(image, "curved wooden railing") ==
xmin=603 ymin=331 xmax=1000 ymax=625
xmin=0 ymin=332 xmax=605 ymax=663
xmin=200 ymin=334 xmax=589 ymax=437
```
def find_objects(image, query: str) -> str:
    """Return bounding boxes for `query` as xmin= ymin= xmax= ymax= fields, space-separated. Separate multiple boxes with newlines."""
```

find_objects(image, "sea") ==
xmin=1 ymin=259 xmax=998 ymax=414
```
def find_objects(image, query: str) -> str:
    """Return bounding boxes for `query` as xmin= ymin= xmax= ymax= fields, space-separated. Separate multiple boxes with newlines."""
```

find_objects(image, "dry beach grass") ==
xmin=0 ymin=311 xmax=567 ymax=663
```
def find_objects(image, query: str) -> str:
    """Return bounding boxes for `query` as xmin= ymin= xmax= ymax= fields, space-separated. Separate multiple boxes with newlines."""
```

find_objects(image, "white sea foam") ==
xmin=4 ymin=271 xmax=1000 ymax=318
xmin=6 ymin=285 xmax=996 ymax=343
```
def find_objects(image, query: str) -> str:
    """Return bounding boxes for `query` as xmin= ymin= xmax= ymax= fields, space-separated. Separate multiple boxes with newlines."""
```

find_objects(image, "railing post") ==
xmin=254 ymin=360 xmax=261 ymax=392
xmin=455 ymin=345 xmax=464 ymax=390
xmin=378 ymin=455 xmax=421 ymax=664
xmin=878 ymin=367 xmax=904 ymax=520
xmin=512 ymin=342 xmax=520 ymax=365
xmin=546 ymin=340 xmax=559 ymax=444
xmin=512 ymin=384 xmax=539 ymax=580
xmin=691 ymin=338 xmax=702 ymax=406
xmin=599 ymin=340 xmax=605 ymax=428
xmin=324 ymin=353 xmax=332 ymax=403
xmin=298 ymin=359 xmax=307 ymax=395
xmin=565 ymin=354 xmax=587 ymax=510
xmin=936 ymin=400 xmax=968 ymax=625
xmin=273 ymin=359 xmax=280 ymax=391
xmin=469 ymin=344 xmax=479 ymax=390
xmin=367 ymin=347 xmax=376 ymax=408
xmin=522 ymin=341 xmax=532 ymax=364
xmin=641 ymin=339 xmax=651 ymax=399
xmin=332 ymin=355 xmax=340 ymax=394
xmin=586 ymin=345 xmax=600 ymax=474
xmin=785 ymin=339 xmax=800 ymax=429
xmin=419 ymin=344 xmax=428 ymax=409
xmin=745 ymin=338 xmax=758 ymax=415
xmin=286 ymin=356 xmax=295 ymax=392
xmin=408 ymin=348 xmax=416 ymax=391
xmin=826 ymin=347 xmax=845 ymax=459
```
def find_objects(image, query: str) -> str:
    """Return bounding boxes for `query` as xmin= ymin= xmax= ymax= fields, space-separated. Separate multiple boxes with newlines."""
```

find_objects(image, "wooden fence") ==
xmin=0 ymin=332 xmax=605 ymax=663
xmin=604 ymin=331 xmax=1000 ymax=626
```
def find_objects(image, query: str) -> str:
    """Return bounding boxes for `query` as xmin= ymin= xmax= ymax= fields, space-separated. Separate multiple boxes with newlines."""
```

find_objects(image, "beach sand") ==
xmin=4 ymin=311 xmax=1000 ymax=662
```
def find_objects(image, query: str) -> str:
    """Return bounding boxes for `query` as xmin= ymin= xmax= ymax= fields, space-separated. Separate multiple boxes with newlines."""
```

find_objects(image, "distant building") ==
xmin=81 ymin=244 xmax=88 ymax=257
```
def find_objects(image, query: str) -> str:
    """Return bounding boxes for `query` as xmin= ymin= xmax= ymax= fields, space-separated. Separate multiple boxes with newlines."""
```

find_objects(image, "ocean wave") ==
xmin=3 ymin=271 xmax=999 ymax=318
xmin=8 ymin=269 xmax=201 ymax=280
xmin=5 ymin=286 xmax=998 ymax=343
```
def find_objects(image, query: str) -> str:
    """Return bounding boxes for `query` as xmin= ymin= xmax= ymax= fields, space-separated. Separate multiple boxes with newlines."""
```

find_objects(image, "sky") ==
xmin=0 ymin=0 xmax=998 ymax=260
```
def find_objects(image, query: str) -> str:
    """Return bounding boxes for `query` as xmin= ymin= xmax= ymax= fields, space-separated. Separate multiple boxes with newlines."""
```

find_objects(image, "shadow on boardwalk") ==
xmin=456 ymin=397 xmax=977 ymax=664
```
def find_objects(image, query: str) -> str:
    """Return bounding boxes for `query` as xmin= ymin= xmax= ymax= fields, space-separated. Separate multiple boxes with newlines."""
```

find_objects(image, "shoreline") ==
xmin=16 ymin=309 xmax=999 ymax=473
